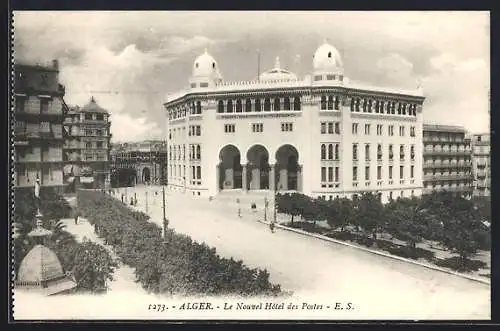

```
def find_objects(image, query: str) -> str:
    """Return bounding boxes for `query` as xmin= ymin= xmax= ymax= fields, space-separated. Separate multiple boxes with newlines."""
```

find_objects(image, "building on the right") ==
xmin=471 ymin=133 xmax=490 ymax=196
xmin=422 ymin=124 xmax=474 ymax=197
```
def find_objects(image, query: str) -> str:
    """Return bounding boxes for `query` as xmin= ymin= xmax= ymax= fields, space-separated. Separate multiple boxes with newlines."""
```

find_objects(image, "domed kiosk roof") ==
xmin=259 ymin=57 xmax=298 ymax=82
xmin=313 ymin=41 xmax=343 ymax=71
xmin=16 ymin=244 xmax=76 ymax=295
xmin=192 ymin=49 xmax=222 ymax=79
xmin=81 ymin=96 xmax=109 ymax=114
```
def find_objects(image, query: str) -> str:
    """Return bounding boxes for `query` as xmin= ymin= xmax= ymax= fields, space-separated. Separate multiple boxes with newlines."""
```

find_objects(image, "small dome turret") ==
xmin=313 ymin=41 xmax=343 ymax=71
xmin=189 ymin=49 xmax=223 ymax=88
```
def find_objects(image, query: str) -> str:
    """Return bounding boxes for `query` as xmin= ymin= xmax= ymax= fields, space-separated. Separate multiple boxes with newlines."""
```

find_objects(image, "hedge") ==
xmin=77 ymin=190 xmax=283 ymax=297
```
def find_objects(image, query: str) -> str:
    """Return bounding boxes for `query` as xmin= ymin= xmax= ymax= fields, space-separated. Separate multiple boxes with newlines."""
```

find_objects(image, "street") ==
xmin=113 ymin=185 xmax=490 ymax=319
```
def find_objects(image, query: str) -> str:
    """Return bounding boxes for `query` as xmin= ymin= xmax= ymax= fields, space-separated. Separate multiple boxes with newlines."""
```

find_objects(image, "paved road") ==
xmin=113 ymin=185 xmax=490 ymax=319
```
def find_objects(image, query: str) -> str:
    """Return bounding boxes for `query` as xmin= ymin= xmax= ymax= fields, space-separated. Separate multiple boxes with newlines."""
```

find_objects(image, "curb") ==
xmin=256 ymin=219 xmax=490 ymax=286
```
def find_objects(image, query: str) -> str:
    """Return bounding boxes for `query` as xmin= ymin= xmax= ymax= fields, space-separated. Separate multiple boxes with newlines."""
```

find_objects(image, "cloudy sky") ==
xmin=14 ymin=11 xmax=489 ymax=142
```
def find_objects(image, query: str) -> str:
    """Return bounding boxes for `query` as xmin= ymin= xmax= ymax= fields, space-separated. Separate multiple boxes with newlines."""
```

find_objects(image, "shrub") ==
xmin=325 ymin=230 xmax=356 ymax=242
xmin=435 ymin=256 xmax=487 ymax=272
xmin=385 ymin=245 xmax=435 ymax=261
xmin=77 ymin=190 xmax=283 ymax=297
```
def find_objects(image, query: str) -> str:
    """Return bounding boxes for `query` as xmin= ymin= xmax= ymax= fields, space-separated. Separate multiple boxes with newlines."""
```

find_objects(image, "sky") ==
xmin=13 ymin=11 xmax=490 ymax=143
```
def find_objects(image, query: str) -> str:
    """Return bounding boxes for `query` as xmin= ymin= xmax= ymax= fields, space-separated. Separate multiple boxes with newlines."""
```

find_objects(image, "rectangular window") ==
xmin=389 ymin=145 xmax=394 ymax=160
xmin=377 ymin=166 xmax=382 ymax=180
xmin=389 ymin=165 xmax=393 ymax=179
xmin=328 ymin=167 xmax=333 ymax=182
xmin=321 ymin=167 xmax=327 ymax=182
xmin=335 ymin=167 xmax=339 ymax=182
xmin=86 ymin=142 xmax=92 ymax=149
xmin=196 ymin=166 xmax=201 ymax=180
xmin=376 ymin=124 xmax=383 ymax=136
xmin=353 ymin=144 xmax=358 ymax=161
xmin=281 ymin=122 xmax=293 ymax=132
xmin=400 ymin=126 xmax=405 ymax=137
xmin=365 ymin=144 xmax=370 ymax=161
xmin=352 ymin=123 xmax=358 ymax=134
xmin=353 ymin=166 xmax=358 ymax=181
xmin=335 ymin=122 xmax=340 ymax=134
xmin=196 ymin=125 xmax=201 ymax=136
xmin=96 ymin=141 xmax=103 ymax=148
xmin=40 ymin=99 xmax=49 ymax=113
xmin=192 ymin=166 xmax=195 ymax=179
xmin=224 ymin=124 xmax=235 ymax=133
xmin=389 ymin=125 xmax=394 ymax=136
xmin=411 ymin=165 xmax=414 ymax=178
xmin=365 ymin=166 xmax=370 ymax=181
xmin=252 ymin=123 xmax=263 ymax=132
xmin=321 ymin=122 xmax=326 ymax=134
xmin=410 ymin=126 xmax=415 ymax=137
xmin=400 ymin=165 xmax=404 ymax=179
xmin=328 ymin=122 xmax=334 ymax=134
xmin=364 ymin=124 xmax=370 ymax=135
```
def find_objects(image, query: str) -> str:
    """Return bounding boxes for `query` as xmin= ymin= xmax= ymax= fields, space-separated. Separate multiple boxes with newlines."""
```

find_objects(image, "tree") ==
xmin=356 ymin=192 xmax=385 ymax=240
xmin=384 ymin=197 xmax=427 ymax=249
xmin=70 ymin=240 xmax=118 ymax=293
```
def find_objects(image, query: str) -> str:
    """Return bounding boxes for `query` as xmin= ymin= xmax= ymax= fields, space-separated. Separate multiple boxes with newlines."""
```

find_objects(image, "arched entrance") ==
xmin=218 ymin=145 xmax=243 ymax=190
xmin=275 ymin=144 xmax=301 ymax=191
xmin=246 ymin=145 xmax=270 ymax=190
xmin=142 ymin=167 xmax=151 ymax=183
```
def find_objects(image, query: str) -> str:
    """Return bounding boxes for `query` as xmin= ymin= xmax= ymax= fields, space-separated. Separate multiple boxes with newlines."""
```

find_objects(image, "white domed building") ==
xmin=164 ymin=43 xmax=424 ymax=203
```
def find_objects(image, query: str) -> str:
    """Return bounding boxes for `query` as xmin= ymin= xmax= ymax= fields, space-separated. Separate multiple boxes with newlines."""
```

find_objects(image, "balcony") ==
xmin=423 ymin=150 xmax=471 ymax=156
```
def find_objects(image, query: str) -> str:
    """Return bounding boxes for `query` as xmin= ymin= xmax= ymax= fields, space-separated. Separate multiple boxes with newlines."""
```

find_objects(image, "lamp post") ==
xmin=162 ymin=185 xmax=169 ymax=241
xmin=273 ymin=184 xmax=281 ymax=224
xmin=264 ymin=197 xmax=268 ymax=222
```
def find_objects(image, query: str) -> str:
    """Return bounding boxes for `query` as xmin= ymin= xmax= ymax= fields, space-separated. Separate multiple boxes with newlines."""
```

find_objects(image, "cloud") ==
xmin=13 ymin=11 xmax=490 ymax=138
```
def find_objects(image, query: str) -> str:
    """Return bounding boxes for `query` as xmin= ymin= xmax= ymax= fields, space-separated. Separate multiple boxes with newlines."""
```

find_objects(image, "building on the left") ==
xmin=14 ymin=60 xmax=67 ymax=193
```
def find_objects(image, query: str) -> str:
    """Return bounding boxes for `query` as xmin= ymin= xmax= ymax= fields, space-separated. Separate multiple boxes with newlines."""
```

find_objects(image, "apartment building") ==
xmin=471 ymin=133 xmax=490 ymax=196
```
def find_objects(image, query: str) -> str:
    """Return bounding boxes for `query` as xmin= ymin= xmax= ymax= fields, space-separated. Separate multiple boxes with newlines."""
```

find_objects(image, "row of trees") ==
xmin=13 ymin=188 xmax=117 ymax=292
xmin=77 ymin=190 xmax=283 ymax=297
xmin=276 ymin=191 xmax=490 ymax=270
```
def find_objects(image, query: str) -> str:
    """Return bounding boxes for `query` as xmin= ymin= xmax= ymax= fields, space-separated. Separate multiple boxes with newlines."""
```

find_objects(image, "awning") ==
xmin=80 ymin=177 xmax=94 ymax=183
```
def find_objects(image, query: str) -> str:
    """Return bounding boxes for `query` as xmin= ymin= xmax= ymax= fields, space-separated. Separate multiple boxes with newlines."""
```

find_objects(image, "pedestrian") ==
xmin=269 ymin=221 xmax=275 ymax=233
xmin=74 ymin=210 xmax=79 ymax=225
xmin=121 ymin=193 xmax=124 ymax=203
xmin=130 ymin=197 xmax=134 ymax=206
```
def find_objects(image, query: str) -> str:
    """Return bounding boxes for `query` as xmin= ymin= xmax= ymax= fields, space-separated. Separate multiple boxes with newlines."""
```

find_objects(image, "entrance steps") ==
xmin=213 ymin=189 xmax=299 ymax=209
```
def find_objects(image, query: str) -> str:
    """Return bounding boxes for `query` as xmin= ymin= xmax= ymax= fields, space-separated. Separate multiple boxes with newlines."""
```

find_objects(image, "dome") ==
xmin=80 ymin=96 xmax=109 ymax=114
xmin=259 ymin=56 xmax=298 ymax=82
xmin=313 ymin=41 xmax=343 ymax=71
xmin=192 ymin=49 xmax=222 ymax=79
xmin=17 ymin=245 xmax=65 ymax=284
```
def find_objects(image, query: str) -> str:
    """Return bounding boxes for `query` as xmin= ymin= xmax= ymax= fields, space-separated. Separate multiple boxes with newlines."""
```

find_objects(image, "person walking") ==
xmin=269 ymin=221 xmax=275 ymax=233
xmin=74 ymin=210 xmax=79 ymax=225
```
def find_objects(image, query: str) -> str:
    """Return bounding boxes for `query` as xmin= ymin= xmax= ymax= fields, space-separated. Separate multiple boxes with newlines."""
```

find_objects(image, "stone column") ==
xmin=251 ymin=166 xmax=260 ymax=190
xmin=297 ymin=165 xmax=303 ymax=192
xmin=242 ymin=164 xmax=248 ymax=192
xmin=216 ymin=164 xmax=221 ymax=192
xmin=269 ymin=164 xmax=276 ymax=191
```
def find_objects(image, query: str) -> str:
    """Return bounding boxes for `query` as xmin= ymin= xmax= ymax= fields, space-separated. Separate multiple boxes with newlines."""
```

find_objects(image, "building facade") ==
xmin=63 ymin=97 xmax=112 ymax=190
xmin=422 ymin=124 xmax=473 ymax=197
xmin=110 ymin=141 xmax=168 ymax=187
xmin=471 ymin=133 xmax=490 ymax=196
xmin=164 ymin=44 xmax=425 ymax=203
xmin=14 ymin=60 xmax=66 ymax=192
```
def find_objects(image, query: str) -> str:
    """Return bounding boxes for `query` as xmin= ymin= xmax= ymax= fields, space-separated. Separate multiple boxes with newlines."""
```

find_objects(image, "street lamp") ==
xmin=273 ymin=184 xmax=282 ymax=224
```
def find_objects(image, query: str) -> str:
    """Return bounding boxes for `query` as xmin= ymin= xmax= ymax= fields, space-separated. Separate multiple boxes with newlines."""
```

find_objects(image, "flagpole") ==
xmin=257 ymin=49 xmax=261 ymax=81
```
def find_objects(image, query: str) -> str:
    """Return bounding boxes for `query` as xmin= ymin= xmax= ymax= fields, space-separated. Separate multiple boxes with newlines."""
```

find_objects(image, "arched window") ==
xmin=196 ymin=101 xmax=201 ymax=114
xmin=236 ymin=99 xmax=242 ymax=113
xmin=411 ymin=145 xmax=415 ymax=160
xmin=377 ymin=144 xmax=382 ymax=159
xmin=365 ymin=144 xmax=370 ymax=160
xmin=321 ymin=96 xmax=327 ymax=110
xmin=217 ymin=100 xmax=224 ymax=113
xmin=368 ymin=99 xmax=373 ymax=113
xmin=334 ymin=96 xmax=340 ymax=110
xmin=245 ymin=98 xmax=252 ymax=112
xmin=294 ymin=96 xmax=301 ymax=110
xmin=195 ymin=63 xmax=199 ymax=68
xmin=274 ymin=97 xmax=281 ymax=111
xmin=328 ymin=144 xmax=333 ymax=160
xmin=264 ymin=98 xmax=271 ymax=111
xmin=169 ymin=146 xmax=172 ymax=160
xmin=227 ymin=100 xmax=233 ymax=113
xmin=284 ymin=97 xmax=291 ymax=111
xmin=190 ymin=103 xmax=195 ymax=115
xmin=335 ymin=144 xmax=339 ymax=160
xmin=350 ymin=98 xmax=355 ymax=112
xmin=400 ymin=145 xmax=404 ymax=160
xmin=328 ymin=52 xmax=332 ymax=58
xmin=397 ymin=102 xmax=402 ymax=114
xmin=321 ymin=144 xmax=326 ymax=160
xmin=212 ymin=62 xmax=216 ymax=69
xmin=356 ymin=98 xmax=361 ymax=112
xmin=255 ymin=99 xmax=262 ymax=112
xmin=362 ymin=99 xmax=367 ymax=112
xmin=375 ymin=100 xmax=379 ymax=113
xmin=327 ymin=96 xmax=334 ymax=110
xmin=402 ymin=103 xmax=407 ymax=115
